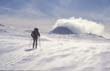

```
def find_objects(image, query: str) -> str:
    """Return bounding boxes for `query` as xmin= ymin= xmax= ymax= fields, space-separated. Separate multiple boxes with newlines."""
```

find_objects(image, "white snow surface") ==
xmin=0 ymin=24 xmax=28 ymax=36
xmin=0 ymin=34 xmax=110 ymax=71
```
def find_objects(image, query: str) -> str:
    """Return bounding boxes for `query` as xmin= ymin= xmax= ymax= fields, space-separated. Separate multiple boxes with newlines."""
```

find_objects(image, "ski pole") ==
xmin=39 ymin=37 xmax=41 ymax=47
xmin=38 ymin=37 xmax=42 ymax=51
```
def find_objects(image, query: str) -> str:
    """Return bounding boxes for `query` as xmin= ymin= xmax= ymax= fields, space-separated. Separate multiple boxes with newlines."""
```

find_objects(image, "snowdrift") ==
xmin=50 ymin=26 xmax=74 ymax=34
xmin=0 ymin=24 xmax=8 ymax=33
xmin=0 ymin=24 xmax=14 ymax=33
xmin=0 ymin=24 xmax=23 ymax=36
xmin=0 ymin=34 xmax=110 ymax=71
xmin=50 ymin=17 xmax=104 ymax=36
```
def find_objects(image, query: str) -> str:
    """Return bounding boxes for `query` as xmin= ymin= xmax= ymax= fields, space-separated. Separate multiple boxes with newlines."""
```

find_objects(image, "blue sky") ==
xmin=0 ymin=0 xmax=110 ymax=31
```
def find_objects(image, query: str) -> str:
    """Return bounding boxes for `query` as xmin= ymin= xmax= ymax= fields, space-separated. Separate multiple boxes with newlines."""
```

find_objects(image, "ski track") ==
xmin=0 ymin=35 xmax=110 ymax=71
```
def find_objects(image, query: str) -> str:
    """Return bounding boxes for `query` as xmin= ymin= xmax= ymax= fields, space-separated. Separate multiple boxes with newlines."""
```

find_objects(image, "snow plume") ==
xmin=51 ymin=17 xmax=104 ymax=36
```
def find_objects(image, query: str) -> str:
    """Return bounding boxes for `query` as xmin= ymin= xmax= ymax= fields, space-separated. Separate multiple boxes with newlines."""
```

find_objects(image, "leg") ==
xmin=33 ymin=39 xmax=35 ymax=48
xmin=35 ymin=39 xmax=38 ymax=48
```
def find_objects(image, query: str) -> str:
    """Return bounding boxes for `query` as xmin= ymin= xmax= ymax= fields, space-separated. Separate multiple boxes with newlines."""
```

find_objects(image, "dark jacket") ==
xmin=31 ymin=30 xmax=40 ymax=39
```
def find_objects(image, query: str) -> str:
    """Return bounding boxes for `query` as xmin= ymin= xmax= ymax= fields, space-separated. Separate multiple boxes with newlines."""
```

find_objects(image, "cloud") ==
xmin=0 ymin=0 xmax=110 ymax=33
xmin=0 ymin=0 xmax=110 ymax=21
xmin=0 ymin=15 xmax=55 ymax=33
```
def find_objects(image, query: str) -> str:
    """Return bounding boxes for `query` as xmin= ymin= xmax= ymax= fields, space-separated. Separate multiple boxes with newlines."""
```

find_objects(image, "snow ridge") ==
xmin=50 ymin=17 xmax=104 ymax=37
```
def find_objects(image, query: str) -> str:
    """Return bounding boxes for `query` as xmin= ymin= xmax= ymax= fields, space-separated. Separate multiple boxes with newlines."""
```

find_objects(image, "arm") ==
xmin=38 ymin=31 xmax=40 ymax=37
xmin=31 ymin=32 xmax=33 ymax=37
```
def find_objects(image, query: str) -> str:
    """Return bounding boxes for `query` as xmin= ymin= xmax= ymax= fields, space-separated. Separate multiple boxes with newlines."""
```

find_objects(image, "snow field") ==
xmin=0 ymin=35 xmax=110 ymax=71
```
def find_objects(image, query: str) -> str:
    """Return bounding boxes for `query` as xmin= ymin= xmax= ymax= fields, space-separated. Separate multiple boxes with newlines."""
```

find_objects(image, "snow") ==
xmin=0 ymin=33 xmax=110 ymax=71
xmin=50 ymin=17 xmax=104 ymax=37
xmin=0 ymin=24 xmax=29 ymax=37
xmin=0 ymin=22 xmax=110 ymax=71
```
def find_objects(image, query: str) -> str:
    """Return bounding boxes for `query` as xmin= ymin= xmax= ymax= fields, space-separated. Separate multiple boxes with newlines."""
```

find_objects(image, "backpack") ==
xmin=31 ymin=30 xmax=40 ymax=39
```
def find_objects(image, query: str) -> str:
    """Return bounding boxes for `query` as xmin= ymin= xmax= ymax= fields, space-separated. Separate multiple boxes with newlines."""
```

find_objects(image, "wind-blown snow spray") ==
xmin=51 ymin=17 xmax=104 ymax=37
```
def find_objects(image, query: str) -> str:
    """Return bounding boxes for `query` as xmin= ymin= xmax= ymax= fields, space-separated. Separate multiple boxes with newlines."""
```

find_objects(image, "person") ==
xmin=31 ymin=28 xmax=40 ymax=49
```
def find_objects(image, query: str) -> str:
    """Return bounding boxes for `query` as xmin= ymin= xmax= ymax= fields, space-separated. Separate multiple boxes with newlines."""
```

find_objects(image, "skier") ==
xmin=31 ymin=28 xmax=40 ymax=49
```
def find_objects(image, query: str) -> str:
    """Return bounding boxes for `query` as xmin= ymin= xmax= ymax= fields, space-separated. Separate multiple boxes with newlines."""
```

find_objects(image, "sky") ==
xmin=0 ymin=0 xmax=110 ymax=32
